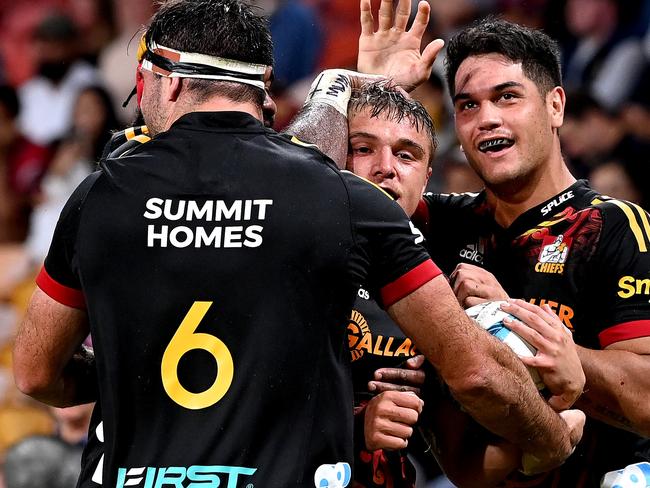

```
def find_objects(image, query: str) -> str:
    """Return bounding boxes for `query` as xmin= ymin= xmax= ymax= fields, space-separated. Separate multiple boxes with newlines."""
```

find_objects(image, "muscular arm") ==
xmin=13 ymin=288 xmax=96 ymax=407
xmin=284 ymin=103 xmax=348 ymax=169
xmin=576 ymin=337 xmax=650 ymax=436
xmin=387 ymin=275 xmax=575 ymax=466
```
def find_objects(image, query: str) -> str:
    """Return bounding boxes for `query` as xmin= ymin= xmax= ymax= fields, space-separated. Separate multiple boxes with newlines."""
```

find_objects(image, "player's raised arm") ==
xmin=284 ymin=70 xmax=386 ymax=168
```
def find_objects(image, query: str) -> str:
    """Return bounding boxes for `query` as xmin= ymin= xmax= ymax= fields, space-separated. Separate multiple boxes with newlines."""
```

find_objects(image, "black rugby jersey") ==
xmin=37 ymin=112 xmax=438 ymax=488
xmin=415 ymin=179 xmax=650 ymax=486
xmin=348 ymin=288 xmax=421 ymax=488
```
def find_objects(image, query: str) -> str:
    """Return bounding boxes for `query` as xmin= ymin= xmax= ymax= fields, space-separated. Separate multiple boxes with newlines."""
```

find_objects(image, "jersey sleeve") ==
xmin=36 ymin=172 xmax=102 ymax=309
xmin=343 ymin=172 xmax=441 ymax=308
xmin=595 ymin=200 xmax=650 ymax=347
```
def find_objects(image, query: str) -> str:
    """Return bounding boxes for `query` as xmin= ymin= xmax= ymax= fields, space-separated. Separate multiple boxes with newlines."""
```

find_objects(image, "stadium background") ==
xmin=0 ymin=0 xmax=648 ymax=486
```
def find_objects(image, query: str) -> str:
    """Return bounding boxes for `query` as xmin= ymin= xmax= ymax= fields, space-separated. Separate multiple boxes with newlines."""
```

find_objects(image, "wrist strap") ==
xmin=304 ymin=69 xmax=357 ymax=117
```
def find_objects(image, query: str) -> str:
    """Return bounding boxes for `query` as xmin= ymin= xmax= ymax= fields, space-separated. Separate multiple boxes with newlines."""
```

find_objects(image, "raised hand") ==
xmin=501 ymin=300 xmax=585 ymax=411
xmin=358 ymin=0 xmax=444 ymax=91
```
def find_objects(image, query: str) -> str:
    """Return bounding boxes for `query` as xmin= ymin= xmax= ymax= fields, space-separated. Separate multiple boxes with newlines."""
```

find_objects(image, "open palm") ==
xmin=358 ymin=0 xmax=444 ymax=91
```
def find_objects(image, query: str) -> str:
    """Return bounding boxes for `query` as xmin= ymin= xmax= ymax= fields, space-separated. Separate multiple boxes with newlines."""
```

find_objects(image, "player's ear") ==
xmin=166 ymin=77 xmax=183 ymax=102
xmin=549 ymin=86 xmax=565 ymax=130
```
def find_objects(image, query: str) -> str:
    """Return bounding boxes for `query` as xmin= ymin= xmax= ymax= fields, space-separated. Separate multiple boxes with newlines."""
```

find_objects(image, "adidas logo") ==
xmin=459 ymin=242 xmax=484 ymax=264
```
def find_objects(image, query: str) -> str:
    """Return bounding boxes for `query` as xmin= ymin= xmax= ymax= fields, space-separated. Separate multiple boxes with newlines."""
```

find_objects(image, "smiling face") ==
xmin=453 ymin=54 xmax=564 ymax=193
xmin=347 ymin=107 xmax=432 ymax=216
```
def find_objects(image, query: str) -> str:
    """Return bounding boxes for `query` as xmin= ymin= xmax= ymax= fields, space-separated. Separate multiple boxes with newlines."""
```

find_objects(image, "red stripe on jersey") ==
xmin=36 ymin=267 xmax=86 ymax=309
xmin=599 ymin=320 xmax=650 ymax=348
xmin=381 ymin=260 xmax=441 ymax=307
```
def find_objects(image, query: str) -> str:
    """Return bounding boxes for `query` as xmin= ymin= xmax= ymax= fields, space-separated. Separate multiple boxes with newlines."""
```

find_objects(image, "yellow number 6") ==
xmin=161 ymin=301 xmax=234 ymax=410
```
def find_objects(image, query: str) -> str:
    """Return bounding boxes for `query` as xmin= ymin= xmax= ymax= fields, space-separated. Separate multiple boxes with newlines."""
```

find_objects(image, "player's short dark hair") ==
xmin=145 ymin=0 xmax=274 ymax=106
xmin=349 ymin=82 xmax=437 ymax=166
xmin=445 ymin=17 xmax=562 ymax=98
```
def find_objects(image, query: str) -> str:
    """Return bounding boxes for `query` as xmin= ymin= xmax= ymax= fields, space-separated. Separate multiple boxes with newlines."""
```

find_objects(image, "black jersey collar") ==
xmin=170 ymin=111 xmax=266 ymax=132
xmin=506 ymin=180 xmax=595 ymax=237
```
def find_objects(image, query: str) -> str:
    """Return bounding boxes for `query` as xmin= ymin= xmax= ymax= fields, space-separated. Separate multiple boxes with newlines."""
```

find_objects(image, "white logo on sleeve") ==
xmin=314 ymin=462 xmax=351 ymax=488
xmin=409 ymin=221 xmax=424 ymax=244
xmin=91 ymin=421 xmax=104 ymax=484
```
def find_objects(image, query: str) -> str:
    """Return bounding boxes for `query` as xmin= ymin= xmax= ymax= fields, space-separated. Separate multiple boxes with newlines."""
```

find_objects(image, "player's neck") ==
xmin=486 ymin=161 xmax=576 ymax=229
xmin=164 ymin=97 xmax=264 ymax=131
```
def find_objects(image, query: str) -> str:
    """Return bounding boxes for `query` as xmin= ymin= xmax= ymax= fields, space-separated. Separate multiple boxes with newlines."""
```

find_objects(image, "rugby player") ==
xmin=13 ymin=2 xmax=584 ymax=487
xmin=351 ymin=10 xmax=650 ymax=486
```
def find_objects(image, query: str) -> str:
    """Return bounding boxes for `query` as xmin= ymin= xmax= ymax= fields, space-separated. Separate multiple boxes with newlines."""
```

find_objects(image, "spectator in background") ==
xmin=561 ymin=0 xmax=645 ymax=112
xmin=67 ymin=0 xmax=115 ymax=66
xmin=98 ymin=0 xmax=155 ymax=125
xmin=4 ymin=436 xmax=81 ymax=488
xmin=50 ymin=403 xmax=93 ymax=448
xmin=0 ymin=85 xmax=51 ymax=243
xmin=0 ymin=85 xmax=119 ymax=302
xmin=561 ymin=89 xmax=650 ymax=199
xmin=621 ymin=59 xmax=650 ymax=145
xmin=17 ymin=12 xmax=99 ymax=146
xmin=25 ymin=85 xmax=120 ymax=266
xmin=249 ymin=0 xmax=322 ymax=89
xmin=589 ymin=159 xmax=645 ymax=207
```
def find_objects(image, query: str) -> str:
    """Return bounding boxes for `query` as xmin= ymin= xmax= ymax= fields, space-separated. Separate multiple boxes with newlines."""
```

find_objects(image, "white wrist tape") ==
xmin=304 ymin=69 xmax=358 ymax=117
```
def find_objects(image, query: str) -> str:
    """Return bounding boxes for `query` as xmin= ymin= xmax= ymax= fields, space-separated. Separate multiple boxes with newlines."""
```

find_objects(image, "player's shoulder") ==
xmin=422 ymin=190 xmax=485 ymax=210
xmin=590 ymin=194 xmax=650 ymax=252
xmin=100 ymin=126 xmax=151 ymax=162
xmin=416 ymin=190 xmax=487 ymax=229
xmin=340 ymin=170 xmax=396 ymax=201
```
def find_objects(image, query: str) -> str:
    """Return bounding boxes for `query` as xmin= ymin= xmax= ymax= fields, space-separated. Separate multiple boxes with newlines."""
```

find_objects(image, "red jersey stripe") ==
xmin=599 ymin=320 xmax=650 ymax=348
xmin=36 ymin=267 xmax=86 ymax=309
xmin=381 ymin=260 xmax=441 ymax=307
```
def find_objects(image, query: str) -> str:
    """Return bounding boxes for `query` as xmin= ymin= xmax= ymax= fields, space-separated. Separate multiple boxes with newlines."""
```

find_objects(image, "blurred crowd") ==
xmin=0 ymin=0 xmax=648 ymax=486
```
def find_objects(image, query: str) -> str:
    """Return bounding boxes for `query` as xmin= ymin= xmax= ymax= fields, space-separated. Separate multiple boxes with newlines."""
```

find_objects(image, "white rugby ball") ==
xmin=465 ymin=301 xmax=544 ymax=390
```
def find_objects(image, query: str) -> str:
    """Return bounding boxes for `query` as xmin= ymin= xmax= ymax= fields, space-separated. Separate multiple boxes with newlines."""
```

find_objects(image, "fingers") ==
xmin=369 ymin=381 xmax=421 ymax=394
xmin=420 ymin=38 xmax=445 ymax=71
xmin=369 ymin=364 xmax=426 ymax=392
xmin=407 ymin=0 xmax=431 ymax=39
xmin=450 ymin=263 xmax=508 ymax=307
xmin=378 ymin=0 xmax=394 ymax=31
xmin=502 ymin=315 xmax=547 ymax=353
xmin=559 ymin=409 xmax=586 ymax=447
xmin=373 ymin=365 xmax=426 ymax=385
xmin=502 ymin=302 xmax=557 ymax=338
xmin=364 ymin=391 xmax=423 ymax=450
xmin=404 ymin=354 xmax=425 ymax=370
xmin=548 ymin=393 xmax=575 ymax=412
xmin=360 ymin=0 xmax=374 ymax=36
xmin=464 ymin=295 xmax=490 ymax=309
xmin=453 ymin=277 xmax=490 ymax=308
xmin=394 ymin=0 xmax=411 ymax=31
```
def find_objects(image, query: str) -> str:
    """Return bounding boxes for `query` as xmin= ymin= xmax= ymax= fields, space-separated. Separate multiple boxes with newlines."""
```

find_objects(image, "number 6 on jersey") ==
xmin=161 ymin=301 xmax=234 ymax=409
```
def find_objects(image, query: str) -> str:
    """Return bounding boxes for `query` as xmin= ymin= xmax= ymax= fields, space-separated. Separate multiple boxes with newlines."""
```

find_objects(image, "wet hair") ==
xmin=145 ymin=0 xmax=274 ymax=106
xmin=445 ymin=17 xmax=562 ymax=98
xmin=349 ymin=82 xmax=437 ymax=166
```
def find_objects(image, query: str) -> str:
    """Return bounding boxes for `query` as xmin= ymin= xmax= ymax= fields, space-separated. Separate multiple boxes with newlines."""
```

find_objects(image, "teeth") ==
xmin=479 ymin=138 xmax=513 ymax=152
